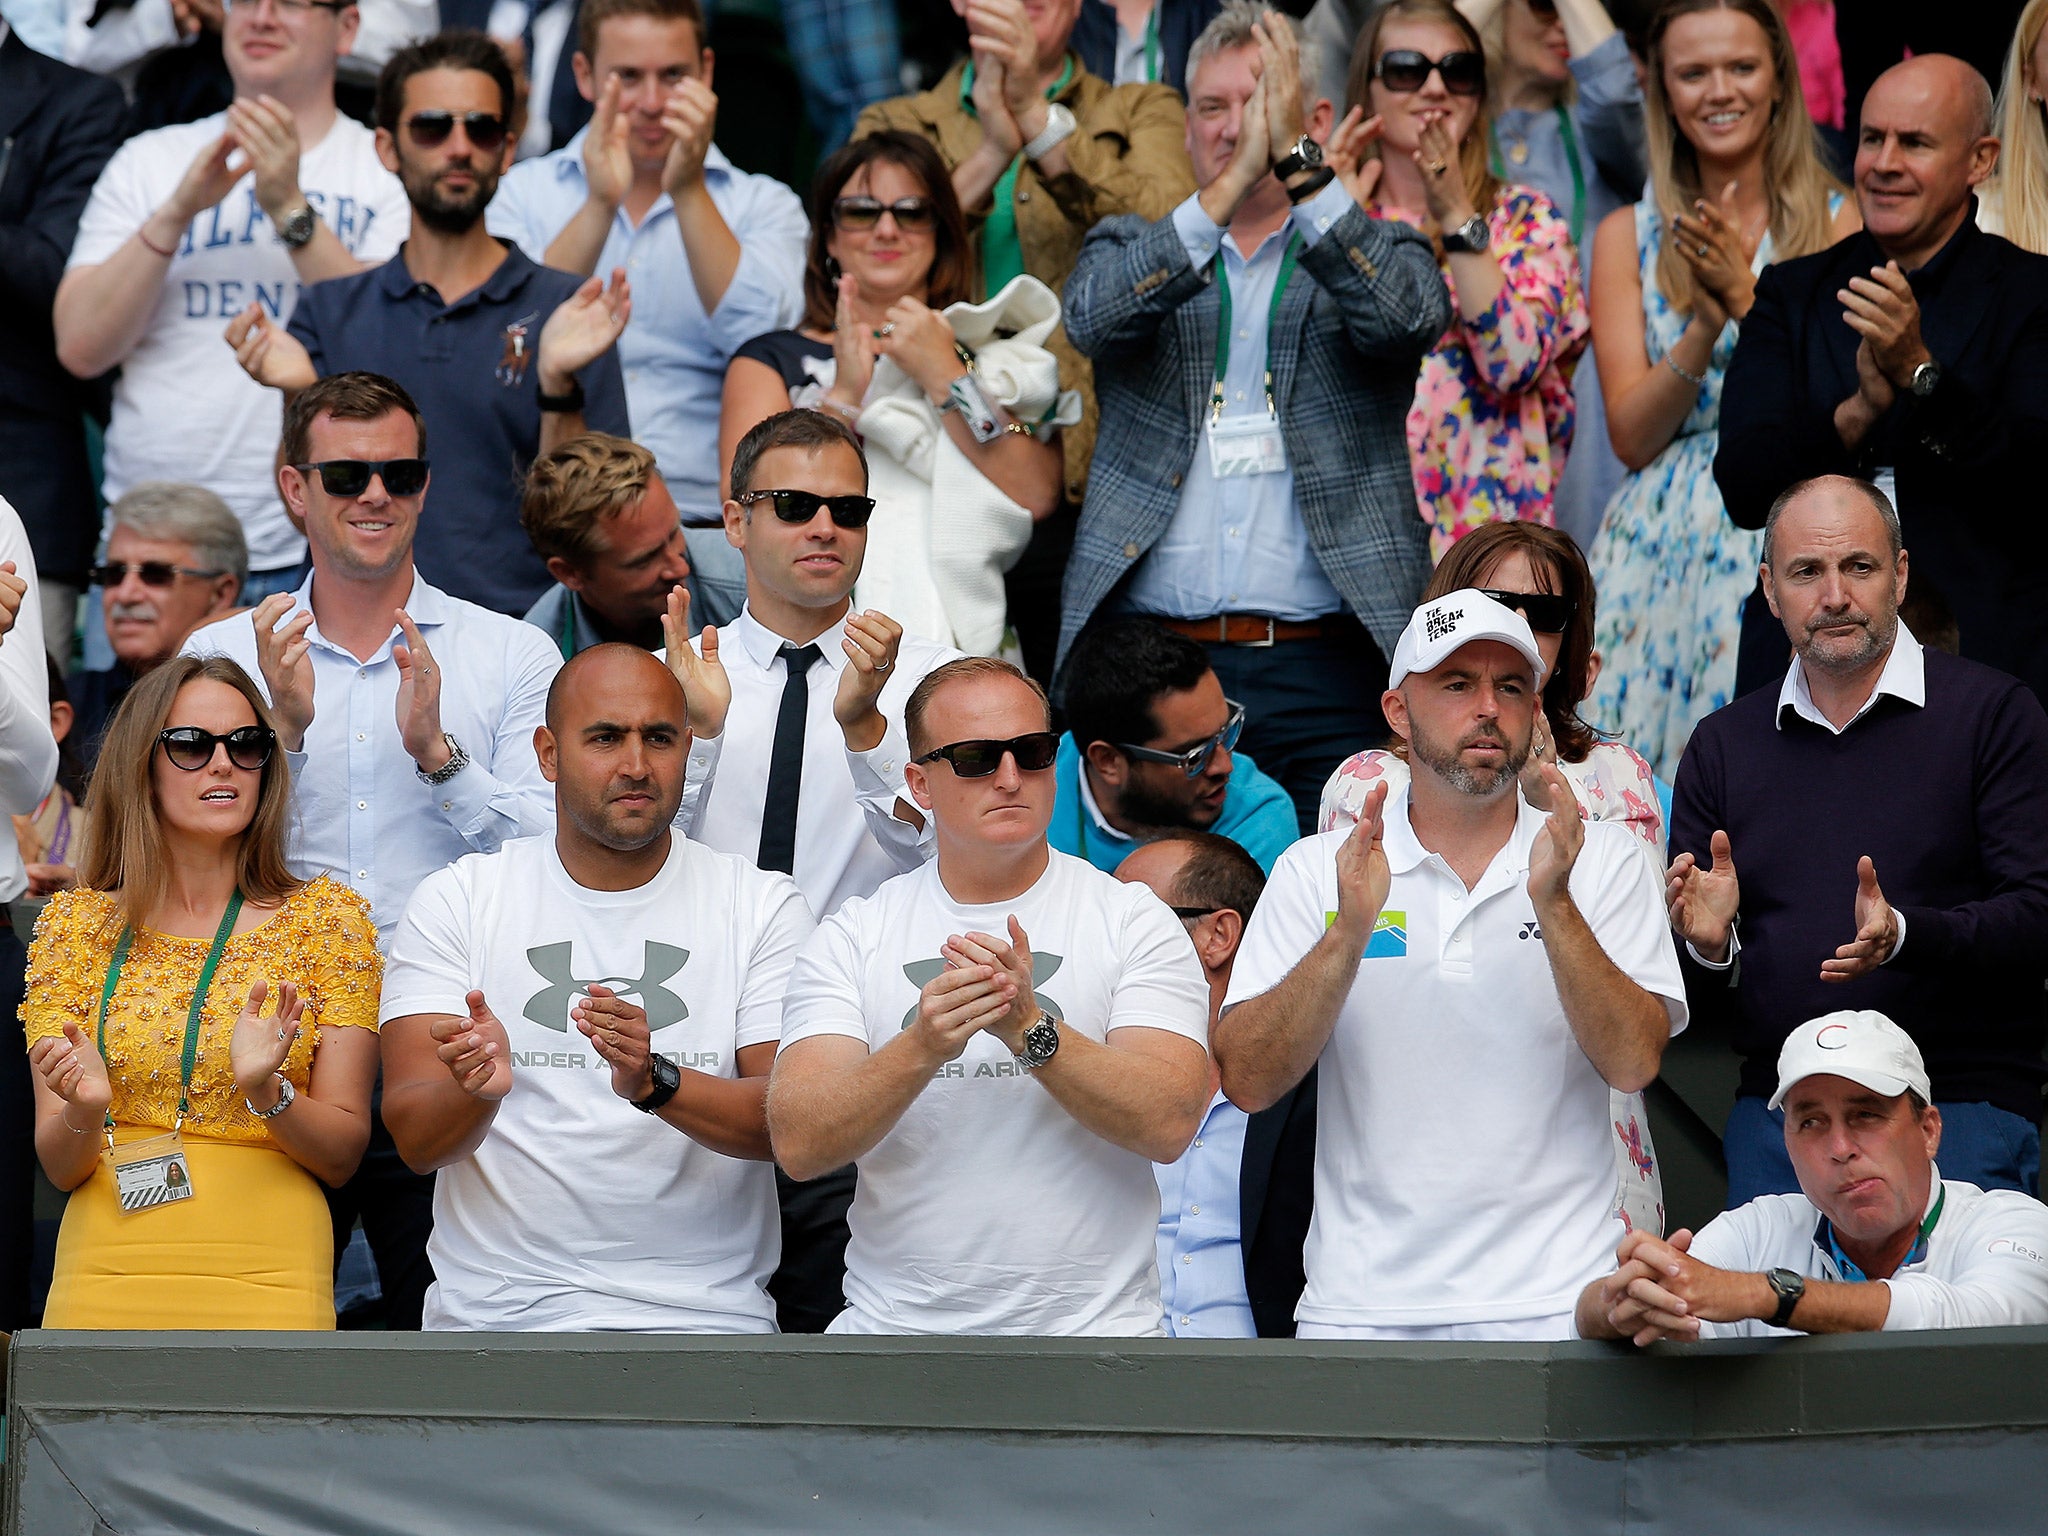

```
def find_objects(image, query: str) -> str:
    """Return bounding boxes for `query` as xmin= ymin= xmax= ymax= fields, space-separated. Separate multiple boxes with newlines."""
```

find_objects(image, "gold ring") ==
xmin=1426 ymin=159 xmax=1448 ymax=176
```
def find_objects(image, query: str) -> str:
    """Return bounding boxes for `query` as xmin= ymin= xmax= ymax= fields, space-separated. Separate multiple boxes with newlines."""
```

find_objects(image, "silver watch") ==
xmin=417 ymin=732 xmax=469 ymax=785
xmin=1016 ymin=1011 xmax=1060 ymax=1071
xmin=1022 ymin=102 xmax=1077 ymax=162
xmin=249 ymin=1074 xmax=296 ymax=1120
xmin=1442 ymin=212 xmax=1490 ymax=254
xmin=277 ymin=202 xmax=317 ymax=249
xmin=1909 ymin=359 xmax=1942 ymax=397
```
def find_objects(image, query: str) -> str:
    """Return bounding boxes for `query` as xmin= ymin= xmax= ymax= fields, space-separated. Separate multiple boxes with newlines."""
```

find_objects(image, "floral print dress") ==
xmin=1403 ymin=185 xmax=1592 ymax=559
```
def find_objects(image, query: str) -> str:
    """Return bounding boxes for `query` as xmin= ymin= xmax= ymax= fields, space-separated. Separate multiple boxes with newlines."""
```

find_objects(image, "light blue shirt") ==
xmin=1154 ymin=1089 xmax=1257 ymax=1338
xmin=1122 ymin=180 xmax=1351 ymax=622
xmin=488 ymin=136 xmax=809 ymax=521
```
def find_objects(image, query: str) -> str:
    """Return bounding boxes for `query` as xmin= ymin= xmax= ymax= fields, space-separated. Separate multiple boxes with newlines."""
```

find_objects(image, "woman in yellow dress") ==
xmin=24 ymin=655 xmax=382 ymax=1329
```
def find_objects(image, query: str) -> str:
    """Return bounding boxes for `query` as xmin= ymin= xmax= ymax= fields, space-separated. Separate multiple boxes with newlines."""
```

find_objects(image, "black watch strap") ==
xmin=634 ymin=1055 xmax=681 ymax=1113
xmin=537 ymin=378 xmax=586 ymax=413
xmin=1765 ymin=1267 xmax=1806 ymax=1329
xmin=1285 ymin=167 xmax=1337 ymax=204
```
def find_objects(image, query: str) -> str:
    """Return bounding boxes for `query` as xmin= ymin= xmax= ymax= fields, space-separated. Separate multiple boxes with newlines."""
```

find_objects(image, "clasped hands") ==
xmin=1666 ymin=831 xmax=1898 ymax=980
xmin=1198 ymin=12 xmax=1317 ymax=225
xmin=1592 ymin=1228 xmax=1767 ymax=1346
xmin=1838 ymin=261 xmax=1932 ymax=417
xmin=907 ymin=916 xmax=1041 ymax=1065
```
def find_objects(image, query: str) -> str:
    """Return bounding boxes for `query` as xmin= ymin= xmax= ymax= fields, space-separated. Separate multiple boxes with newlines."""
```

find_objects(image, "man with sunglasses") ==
xmin=226 ymin=29 xmax=632 ymax=617
xmin=1059 ymin=4 xmax=1448 ymax=833
xmin=1051 ymin=616 xmax=1296 ymax=876
xmin=491 ymin=0 xmax=808 ymax=627
xmin=55 ymin=0 xmax=409 ymax=621
xmin=769 ymin=655 xmax=1211 ymax=1335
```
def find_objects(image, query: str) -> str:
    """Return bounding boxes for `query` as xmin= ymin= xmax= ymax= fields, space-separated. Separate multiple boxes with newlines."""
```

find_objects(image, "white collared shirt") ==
xmin=1776 ymin=625 xmax=1927 ymax=735
xmin=674 ymin=606 xmax=959 ymax=918
xmin=184 ymin=571 xmax=561 ymax=943
xmin=0 ymin=497 xmax=55 ymax=902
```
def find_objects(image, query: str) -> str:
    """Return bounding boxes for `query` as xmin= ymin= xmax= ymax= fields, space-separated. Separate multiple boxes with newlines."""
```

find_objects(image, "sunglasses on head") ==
xmin=832 ymin=196 xmax=936 ymax=231
xmin=914 ymin=731 xmax=1060 ymax=777
xmin=158 ymin=725 xmax=276 ymax=772
xmin=90 ymin=560 xmax=227 ymax=589
xmin=736 ymin=488 xmax=876 ymax=528
xmin=1116 ymin=699 xmax=1247 ymax=779
xmin=1478 ymin=588 xmax=1577 ymax=634
xmin=1373 ymin=49 xmax=1487 ymax=97
xmin=295 ymin=458 xmax=430 ymax=498
xmin=405 ymin=111 xmax=508 ymax=152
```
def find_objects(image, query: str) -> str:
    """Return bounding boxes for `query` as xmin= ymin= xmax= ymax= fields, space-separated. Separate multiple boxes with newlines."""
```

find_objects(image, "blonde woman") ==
xmin=1981 ymin=0 xmax=2048 ymax=250
xmin=1581 ymin=0 xmax=1857 ymax=778
xmin=25 ymin=656 xmax=381 ymax=1328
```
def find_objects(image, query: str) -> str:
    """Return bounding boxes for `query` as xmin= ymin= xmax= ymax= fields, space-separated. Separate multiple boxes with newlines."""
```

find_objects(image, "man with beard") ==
xmin=224 ymin=29 xmax=631 ymax=617
xmin=1051 ymin=617 xmax=1296 ymax=876
xmin=1213 ymin=590 xmax=1685 ymax=1340
xmin=1668 ymin=475 xmax=2048 ymax=1205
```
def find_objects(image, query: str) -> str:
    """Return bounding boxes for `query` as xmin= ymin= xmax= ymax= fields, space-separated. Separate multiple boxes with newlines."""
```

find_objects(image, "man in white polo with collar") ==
xmin=1214 ymin=590 xmax=1686 ymax=1340
xmin=1579 ymin=1011 xmax=2048 ymax=1343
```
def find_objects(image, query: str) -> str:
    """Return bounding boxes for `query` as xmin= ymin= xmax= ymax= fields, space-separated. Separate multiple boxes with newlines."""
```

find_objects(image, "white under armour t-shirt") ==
xmin=381 ymin=832 xmax=814 ymax=1331
xmin=1225 ymin=784 xmax=1687 ymax=1337
xmin=780 ymin=849 xmax=1210 ymax=1336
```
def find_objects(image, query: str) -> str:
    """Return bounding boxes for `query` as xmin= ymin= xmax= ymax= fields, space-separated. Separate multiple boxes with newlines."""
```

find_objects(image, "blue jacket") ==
xmin=1049 ymin=732 xmax=1297 ymax=875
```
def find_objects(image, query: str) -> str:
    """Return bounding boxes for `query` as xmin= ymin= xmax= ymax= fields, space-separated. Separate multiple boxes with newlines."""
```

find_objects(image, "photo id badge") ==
xmin=109 ymin=1130 xmax=196 ymax=1214
xmin=1206 ymin=415 xmax=1287 ymax=478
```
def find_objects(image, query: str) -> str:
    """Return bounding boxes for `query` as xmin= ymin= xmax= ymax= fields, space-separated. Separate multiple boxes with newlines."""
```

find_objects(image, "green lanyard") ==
xmin=1488 ymin=106 xmax=1586 ymax=252
xmin=1141 ymin=4 xmax=1160 ymax=84
xmin=962 ymin=54 xmax=1076 ymax=296
xmin=96 ymin=890 xmax=245 ymax=1135
xmin=1211 ymin=232 xmax=1302 ymax=420
xmin=557 ymin=595 xmax=578 ymax=661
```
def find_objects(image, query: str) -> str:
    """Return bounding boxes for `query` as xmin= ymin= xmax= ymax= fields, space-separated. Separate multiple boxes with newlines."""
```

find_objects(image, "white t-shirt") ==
xmin=1683 ymin=1172 xmax=2048 ymax=1338
xmin=1224 ymin=785 xmax=1687 ymax=1335
xmin=67 ymin=111 xmax=409 ymax=570
xmin=780 ymin=850 xmax=1211 ymax=1336
xmin=380 ymin=833 xmax=814 ymax=1332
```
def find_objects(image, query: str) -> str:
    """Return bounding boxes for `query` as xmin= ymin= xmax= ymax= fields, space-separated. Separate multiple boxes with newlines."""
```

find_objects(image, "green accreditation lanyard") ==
xmin=1211 ymin=232 xmax=1302 ymax=421
xmin=1141 ymin=4 xmax=1160 ymax=84
xmin=96 ymin=889 xmax=245 ymax=1140
xmin=963 ymin=54 xmax=1076 ymax=296
xmin=1822 ymin=1184 xmax=1946 ymax=1282
xmin=558 ymin=594 xmax=578 ymax=661
xmin=1488 ymin=106 xmax=1586 ymax=252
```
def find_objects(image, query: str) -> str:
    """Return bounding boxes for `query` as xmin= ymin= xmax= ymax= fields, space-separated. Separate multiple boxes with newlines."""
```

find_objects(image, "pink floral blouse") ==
xmin=1399 ymin=185 xmax=1591 ymax=560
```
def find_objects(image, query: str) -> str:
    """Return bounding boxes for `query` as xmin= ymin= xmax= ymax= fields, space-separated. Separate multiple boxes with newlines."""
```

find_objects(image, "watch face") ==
xmin=651 ymin=1054 xmax=681 ymax=1091
xmin=1023 ymin=1017 xmax=1060 ymax=1063
xmin=1296 ymin=136 xmax=1325 ymax=168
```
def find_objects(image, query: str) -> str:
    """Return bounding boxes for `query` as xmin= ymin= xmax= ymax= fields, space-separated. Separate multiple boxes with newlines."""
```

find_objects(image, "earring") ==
xmin=825 ymin=254 xmax=842 ymax=281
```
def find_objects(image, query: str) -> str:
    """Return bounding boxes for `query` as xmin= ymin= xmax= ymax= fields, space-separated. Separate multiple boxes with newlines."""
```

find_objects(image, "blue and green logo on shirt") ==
xmin=1325 ymin=910 xmax=1407 ymax=958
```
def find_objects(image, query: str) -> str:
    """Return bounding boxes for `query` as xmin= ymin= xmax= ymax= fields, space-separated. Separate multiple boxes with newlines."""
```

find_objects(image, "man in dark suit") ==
xmin=1117 ymin=830 xmax=1313 ymax=1338
xmin=0 ymin=28 xmax=125 ymax=665
xmin=1716 ymin=54 xmax=2048 ymax=704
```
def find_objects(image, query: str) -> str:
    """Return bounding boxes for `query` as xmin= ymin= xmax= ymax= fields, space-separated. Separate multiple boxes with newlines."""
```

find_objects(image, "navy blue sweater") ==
xmin=1671 ymin=648 xmax=2048 ymax=1119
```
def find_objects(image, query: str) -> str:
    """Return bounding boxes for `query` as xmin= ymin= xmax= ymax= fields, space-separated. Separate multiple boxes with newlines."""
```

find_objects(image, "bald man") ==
xmin=1718 ymin=53 xmax=2048 ymax=705
xmin=380 ymin=644 xmax=816 ymax=1331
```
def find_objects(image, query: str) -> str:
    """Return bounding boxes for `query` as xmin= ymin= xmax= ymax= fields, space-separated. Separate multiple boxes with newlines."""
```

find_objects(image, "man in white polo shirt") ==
xmin=767 ymin=656 xmax=1212 ymax=1335
xmin=379 ymin=645 xmax=813 ymax=1331
xmin=1215 ymin=590 xmax=1687 ymax=1340
xmin=1579 ymin=1011 xmax=2048 ymax=1343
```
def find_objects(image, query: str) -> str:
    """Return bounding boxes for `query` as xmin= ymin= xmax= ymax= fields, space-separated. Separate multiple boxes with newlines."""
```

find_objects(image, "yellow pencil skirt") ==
xmin=43 ymin=1134 xmax=335 ymax=1330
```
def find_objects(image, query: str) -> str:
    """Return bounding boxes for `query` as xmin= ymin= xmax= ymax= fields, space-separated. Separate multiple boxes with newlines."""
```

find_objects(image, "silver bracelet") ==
xmin=1663 ymin=352 xmax=1707 ymax=388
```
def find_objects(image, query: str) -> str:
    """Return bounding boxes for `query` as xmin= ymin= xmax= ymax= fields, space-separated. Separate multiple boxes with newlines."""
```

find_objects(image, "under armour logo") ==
xmin=1518 ymin=921 xmax=1543 ymax=941
xmin=900 ymin=953 xmax=1065 ymax=1031
xmin=524 ymin=942 xmax=690 ymax=1032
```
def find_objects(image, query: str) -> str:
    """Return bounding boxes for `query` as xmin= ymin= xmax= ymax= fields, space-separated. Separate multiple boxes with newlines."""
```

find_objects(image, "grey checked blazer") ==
xmin=1056 ymin=201 xmax=1449 ymax=669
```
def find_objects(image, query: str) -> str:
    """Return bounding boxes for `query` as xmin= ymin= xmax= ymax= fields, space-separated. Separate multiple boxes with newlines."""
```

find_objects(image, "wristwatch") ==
xmin=536 ymin=379 xmax=587 ymax=414
xmin=277 ymin=202 xmax=316 ymax=250
xmin=1442 ymin=213 xmax=1491 ymax=254
xmin=1022 ymin=102 xmax=1078 ymax=162
xmin=248 ymin=1074 xmax=296 ymax=1120
xmin=416 ymin=733 xmax=470 ymax=786
xmin=1273 ymin=134 xmax=1326 ymax=181
xmin=1016 ymin=1010 xmax=1060 ymax=1071
xmin=1764 ymin=1267 xmax=1807 ymax=1329
xmin=633 ymin=1053 xmax=682 ymax=1114
xmin=1909 ymin=359 xmax=1943 ymax=398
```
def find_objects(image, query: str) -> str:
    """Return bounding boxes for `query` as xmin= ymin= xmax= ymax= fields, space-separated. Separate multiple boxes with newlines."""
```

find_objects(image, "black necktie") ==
xmin=757 ymin=643 xmax=822 ymax=875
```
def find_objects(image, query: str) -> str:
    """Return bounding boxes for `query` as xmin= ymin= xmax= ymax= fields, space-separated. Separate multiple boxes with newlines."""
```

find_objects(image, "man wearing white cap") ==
xmin=1579 ymin=1010 xmax=2048 ymax=1343
xmin=1215 ymin=590 xmax=1687 ymax=1340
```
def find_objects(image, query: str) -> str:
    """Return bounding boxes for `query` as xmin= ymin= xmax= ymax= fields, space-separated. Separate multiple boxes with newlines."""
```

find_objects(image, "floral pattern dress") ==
xmin=1403 ymin=185 xmax=1592 ymax=559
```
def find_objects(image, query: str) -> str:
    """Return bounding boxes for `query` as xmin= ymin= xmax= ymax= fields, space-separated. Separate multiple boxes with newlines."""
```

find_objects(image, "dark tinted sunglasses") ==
xmin=915 ymin=731 xmax=1060 ymax=778
xmin=296 ymin=458 xmax=430 ymax=498
xmin=1170 ymin=905 xmax=1222 ymax=921
xmin=405 ymin=111 xmax=508 ymax=152
xmin=158 ymin=725 xmax=277 ymax=772
xmin=736 ymin=488 xmax=876 ymax=528
xmin=90 ymin=560 xmax=227 ymax=589
xmin=1524 ymin=0 xmax=1556 ymax=15
xmin=1116 ymin=699 xmax=1247 ymax=779
xmin=832 ymin=196 xmax=936 ymax=231
xmin=1374 ymin=49 xmax=1487 ymax=97
xmin=1478 ymin=589 xmax=1576 ymax=635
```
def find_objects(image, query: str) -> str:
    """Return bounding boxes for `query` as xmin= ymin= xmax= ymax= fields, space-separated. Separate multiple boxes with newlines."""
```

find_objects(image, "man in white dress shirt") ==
xmin=184 ymin=370 xmax=559 ymax=1328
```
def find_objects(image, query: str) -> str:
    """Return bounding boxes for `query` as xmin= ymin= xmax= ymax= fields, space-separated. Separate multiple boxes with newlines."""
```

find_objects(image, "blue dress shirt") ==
xmin=1155 ymin=1090 xmax=1257 ymax=1338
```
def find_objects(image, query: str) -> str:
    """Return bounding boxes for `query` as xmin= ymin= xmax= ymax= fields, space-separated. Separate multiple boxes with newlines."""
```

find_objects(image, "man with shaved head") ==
xmin=380 ymin=643 xmax=815 ymax=1331
xmin=1718 ymin=53 xmax=2048 ymax=704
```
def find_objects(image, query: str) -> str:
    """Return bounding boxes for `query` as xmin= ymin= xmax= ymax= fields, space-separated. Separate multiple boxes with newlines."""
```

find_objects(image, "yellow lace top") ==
xmin=23 ymin=876 xmax=382 ymax=1142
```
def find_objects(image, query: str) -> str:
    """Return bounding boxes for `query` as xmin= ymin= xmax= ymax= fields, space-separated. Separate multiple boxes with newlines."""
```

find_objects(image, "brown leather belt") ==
xmin=1155 ymin=614 xmax=1335 ymax=647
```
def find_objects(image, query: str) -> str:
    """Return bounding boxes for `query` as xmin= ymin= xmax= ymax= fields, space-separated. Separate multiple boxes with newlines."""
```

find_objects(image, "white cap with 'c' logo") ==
xmin=1768 ymin=1009 xmax=1933 ymax=1110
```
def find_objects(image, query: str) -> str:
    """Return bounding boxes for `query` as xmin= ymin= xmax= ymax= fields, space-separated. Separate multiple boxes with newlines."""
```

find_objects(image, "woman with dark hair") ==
xmin=24 ymin=656 xmax=381 ymax=1328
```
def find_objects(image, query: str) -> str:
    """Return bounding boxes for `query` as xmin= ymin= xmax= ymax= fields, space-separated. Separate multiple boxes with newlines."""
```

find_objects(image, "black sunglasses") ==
xmin=914 ymin=731 xmax=1060 ymax=777
xmin=295 ymin=458 xmax=430 ymax=498
xmin=832 ymin=196 xmax=936 ymax=231
xmin=736 ymin=488 xmax=876 ymax=528
xmin=1169 ymin=905 xmax=1222 ymax=921
xmin=1524 ymin=0 xmax=1557 ymax=15
xmin=1116 ymin=700 xmax=1247 ymax=779
xmin=1374 ymin=49 xmax=1487 ymax=97
xmin=405 ymin=111 xmax=508 ymax=152
xmin=90 ymin=560 xmax=227 ymax=589
xmin=158 ymin=725 xmax=277 ymax=772
xmin=1478 ymin=588 xmax=1577 ymax=635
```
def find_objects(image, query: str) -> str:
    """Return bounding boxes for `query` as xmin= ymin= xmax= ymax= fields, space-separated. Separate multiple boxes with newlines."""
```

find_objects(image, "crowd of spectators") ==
xmin=3 ymin=0 xmax=2048 ymax=1351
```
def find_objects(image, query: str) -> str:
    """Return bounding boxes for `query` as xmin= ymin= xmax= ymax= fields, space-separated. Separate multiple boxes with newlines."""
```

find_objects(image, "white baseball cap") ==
xmin=1768 ymin=1010 xmax=1932 ymax=1111
xmin=1387 ymin=589 xmax=1548 ymax=690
